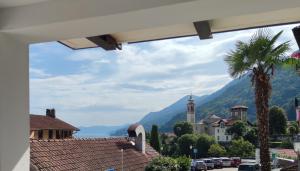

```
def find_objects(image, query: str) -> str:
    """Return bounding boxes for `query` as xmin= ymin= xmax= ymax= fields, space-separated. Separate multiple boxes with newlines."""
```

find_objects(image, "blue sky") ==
xmin=29 ymin=24 xmax=298 ymax=127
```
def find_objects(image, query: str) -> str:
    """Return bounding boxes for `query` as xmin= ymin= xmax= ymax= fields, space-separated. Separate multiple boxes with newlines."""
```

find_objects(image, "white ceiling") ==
xmin=0 ymin=0 xmax=299 ymax=43
xmin=0 ymin=0 xmax=48 ymax=8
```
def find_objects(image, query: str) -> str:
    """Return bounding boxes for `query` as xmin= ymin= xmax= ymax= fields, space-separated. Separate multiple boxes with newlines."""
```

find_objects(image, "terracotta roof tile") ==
xmin=30 ymin=114 xmax=79 ymax=131
xmin=30 ymin=137 xmax=159 ymax=171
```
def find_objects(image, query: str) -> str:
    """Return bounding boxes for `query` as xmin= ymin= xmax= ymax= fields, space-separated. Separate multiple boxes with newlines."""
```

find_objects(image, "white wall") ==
xmin=0 ymin=33 xmax=29 ymax=171
xmin=215 ymin=127 xmax=232 ymax=142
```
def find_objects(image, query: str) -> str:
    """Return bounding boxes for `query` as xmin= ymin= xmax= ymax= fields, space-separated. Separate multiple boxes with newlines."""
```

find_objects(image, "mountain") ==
xmin=160 ymin=68 xmax=300 ymax=132
xmin=112 ymin=67 xmax=299 ymax=135
xmin=139 ymin=95 xmax=207 ymax=131
xmin=75 ymin=125 xmax=128 ymax=138
xmin=138 ymin=76 xmax=243 ymax=132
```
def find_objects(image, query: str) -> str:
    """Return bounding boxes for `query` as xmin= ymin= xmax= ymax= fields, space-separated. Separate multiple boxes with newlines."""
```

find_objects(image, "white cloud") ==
xmin=30 ymin=68 xmax=51 ymax=78
xmin=30 ymin=24 xmax=297 ymax=126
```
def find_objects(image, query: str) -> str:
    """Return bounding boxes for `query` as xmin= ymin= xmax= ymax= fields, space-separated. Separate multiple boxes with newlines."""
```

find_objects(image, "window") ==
xmin=220 ymin=122 xmax=225 ymax=128
xmin=49 ymin=130 xmax=53 ymax=139
xmin=38 ymin=130 xmax=43 ymax=139
xmin=226 ymin=136 xmax=228 ymax=140
xmin=217 ymin=129 xmax=219 ymax=133
xmin=217 ymin=136 xmax=219 ymax=140
xmin=56 ymin=130 xmax=60 ymax=139
xmin=63 ymin=130 xmax=67 ymax=138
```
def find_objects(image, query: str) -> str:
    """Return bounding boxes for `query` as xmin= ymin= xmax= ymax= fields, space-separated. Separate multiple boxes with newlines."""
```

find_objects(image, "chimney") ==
xmin=127 ymin=124 xmax=145 ymax=154
xmin=46 ymin=108 xmax=56 ymax=118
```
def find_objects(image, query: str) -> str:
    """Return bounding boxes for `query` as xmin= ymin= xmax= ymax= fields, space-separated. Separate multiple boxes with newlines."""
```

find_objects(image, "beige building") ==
xmin=30 ymin=109 xmax=79 ymax=140
xmin=186 ymin=97 xmax=248 ymax=142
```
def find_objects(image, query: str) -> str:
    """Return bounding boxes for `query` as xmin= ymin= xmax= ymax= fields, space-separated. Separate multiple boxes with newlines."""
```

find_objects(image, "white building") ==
xmin=186 ymin=97 xmax=248 ymax=142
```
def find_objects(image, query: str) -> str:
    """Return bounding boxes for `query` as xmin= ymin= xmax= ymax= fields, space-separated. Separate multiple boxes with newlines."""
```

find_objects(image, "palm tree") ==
xmin=225 ymin=29 xmax=293 ymax=171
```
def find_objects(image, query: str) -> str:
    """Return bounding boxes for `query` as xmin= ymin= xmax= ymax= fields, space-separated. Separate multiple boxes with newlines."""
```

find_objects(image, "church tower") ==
xmin=187 ymin=95 xmax=196 ymax=124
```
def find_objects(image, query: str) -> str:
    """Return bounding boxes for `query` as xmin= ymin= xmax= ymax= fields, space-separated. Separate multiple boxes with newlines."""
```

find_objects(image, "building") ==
xmin=186 ymin=97 xmax=248 ymax=142
xmin=230 ymin=105 xmax=248 ymax=122
xmin=1 ymin=1 xmax=300 ymax=170
xmin=30 ymin=109 xmax=79 ymax=140
xmin=187 ymin=95 xmax=196 ymax=130
xmin=30 ymin=124 xmax=159 ymax=171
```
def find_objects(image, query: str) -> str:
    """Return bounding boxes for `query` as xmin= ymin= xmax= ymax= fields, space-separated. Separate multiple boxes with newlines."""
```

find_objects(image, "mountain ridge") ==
xmin=112 ymin=67 xmax=299 ymax=135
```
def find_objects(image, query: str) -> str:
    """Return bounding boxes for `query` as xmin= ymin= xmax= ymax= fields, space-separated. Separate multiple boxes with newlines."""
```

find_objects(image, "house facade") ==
xmin=187 ymin=95 xmax=248 ymax=142
xmin=30 ymin=109 xmax=79 ymax=140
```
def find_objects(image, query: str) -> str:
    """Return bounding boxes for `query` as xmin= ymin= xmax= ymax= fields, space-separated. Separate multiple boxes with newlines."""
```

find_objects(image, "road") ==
xmin=209 ymin=168 xmax=238 ymax=171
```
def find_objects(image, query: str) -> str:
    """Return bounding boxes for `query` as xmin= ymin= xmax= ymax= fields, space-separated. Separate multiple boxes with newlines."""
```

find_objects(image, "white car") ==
xmin=220 ymin=157 xmax=232 ymax=167
xmin=203 ymin=159 xmax=214 ymax=169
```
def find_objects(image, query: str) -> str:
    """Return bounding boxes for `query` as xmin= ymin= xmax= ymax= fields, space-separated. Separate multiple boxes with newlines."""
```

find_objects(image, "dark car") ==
xmin=238 ymin=163 xmax=260 ymax=171
xmin=211 ymin=158 xmax=223 ymax=168
xmin=231 ymin=157 xmax=241 ymax=167
xmin=195 ymin=160 xmax=207 ymax=171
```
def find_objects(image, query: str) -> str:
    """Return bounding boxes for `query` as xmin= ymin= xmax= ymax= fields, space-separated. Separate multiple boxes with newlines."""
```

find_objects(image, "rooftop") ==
xmin=30 ymin=114 xmax=79 ymax=131
xmin=30 ymin=137 xmax=159 ymax=171
xmin=231 ymin=105 xmax=248 ymax=109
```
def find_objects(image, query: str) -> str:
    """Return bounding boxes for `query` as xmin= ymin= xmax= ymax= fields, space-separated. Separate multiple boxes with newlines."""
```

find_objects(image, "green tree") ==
xmin=208 ymin=144 xmax=226 ymax=157
xmin=176 ymin=156 xmax=191 ymax=171
xmin=227 ymin=121 xmax=247 ymax=138
xmin=269 ymin=106 xmax=287 ymax=135
xmin=280 ymin=139 xmax=294 ymax=149
xmin=288 ymin=121 xmax=299 ymax=136
xmin=150 ymin=125 xmax=161 ymax=152
xmin=161 ymin=134 xmax=179 ymax=157
xmin=177 ymin=134 xmax=197 ymax=156
xmin=228 ymin=138 xmax=255 ymax=158
xmin=173 ymin=121 xmax=193 ymax=137
xmin=225 ymin=29 xmax=296 ymax=171
xmin=195 ymin=134 xmax=216 ymax=158
xmin=145 ymin=156 xmax=178 ymax=171
xmin=244 ymin=127 xmax=258 ymax=146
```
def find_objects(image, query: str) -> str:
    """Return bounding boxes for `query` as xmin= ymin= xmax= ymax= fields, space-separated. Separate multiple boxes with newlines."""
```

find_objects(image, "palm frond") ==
xmin=225 ymin=29 xmax=291 ymax=78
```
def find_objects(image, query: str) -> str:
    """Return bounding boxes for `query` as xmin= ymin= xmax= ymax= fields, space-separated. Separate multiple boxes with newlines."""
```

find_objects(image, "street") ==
xmin=208 ymin=168 xmax=238 ymax=171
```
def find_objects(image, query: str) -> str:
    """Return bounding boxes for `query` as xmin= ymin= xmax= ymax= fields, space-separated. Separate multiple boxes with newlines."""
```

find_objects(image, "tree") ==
xmin=288 ymin=126 xmax=297 ymax=136
xmin=176 ymin=156 xmax=191 ymax=171
xmin=225 ymin=29 xmax=295 ymax=171
xmin=228 ymin=138 xmax=255 ymax=158
xmin=150 ymin=125 xmax=161 ymax=152
xmin=269 ymin=106 xmax=287 ymax=135
xmin=244 ymin=127 xmax=258 ymax=146
xmin=195 ymin=134 xmax=216 ymax=158
xmin=280 ymin=139 xmax=293 ymax=149
xmin=288 ymin=121 xmax=299 ymax=136
xmin=161 ymin=134 xmax=179 ymax=157
xmin=173 ymin=121 xmax=193 ymax=137
xmin=227 ymin=121 xmax=247 ymax=138
xmin=177 ymin=134 xmax=197 ymax=156
xmin=208 ymin=144 xmax=226 ymax=157
xmin=145 ymin=156 xmax=178 ymax=171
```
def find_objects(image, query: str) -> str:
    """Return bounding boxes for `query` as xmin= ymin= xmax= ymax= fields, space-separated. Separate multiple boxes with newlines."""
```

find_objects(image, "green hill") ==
xmin=160 ymin=68 xmax=300 ymax=132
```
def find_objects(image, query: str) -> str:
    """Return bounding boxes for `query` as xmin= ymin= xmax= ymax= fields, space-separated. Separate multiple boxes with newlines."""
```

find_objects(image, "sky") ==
xmin=29 ymin=24 xmax=299 ymax=127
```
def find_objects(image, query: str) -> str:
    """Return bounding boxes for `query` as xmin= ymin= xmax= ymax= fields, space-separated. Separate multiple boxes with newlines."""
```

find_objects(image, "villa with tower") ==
xmin=186 ymin=95 xmax=249 ymax=142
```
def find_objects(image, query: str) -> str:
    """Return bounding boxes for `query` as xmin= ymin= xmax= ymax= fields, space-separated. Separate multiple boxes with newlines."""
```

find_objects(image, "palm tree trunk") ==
xmin=255 ymin=73 xmax=271 ymax=171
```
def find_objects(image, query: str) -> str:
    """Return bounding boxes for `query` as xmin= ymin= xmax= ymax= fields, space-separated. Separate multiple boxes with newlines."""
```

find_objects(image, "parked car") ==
xmin=238 ymin=163 xmax=260 ymax=171
xmin=195 ymin=160 xmax=207 ymax=171
xmin=220 ymin=157 xmax=232 ymax=167
xmin=211 ymin=158 xmax=223 ymax=168
xmin=203 ymin=159 xmax=214 ymax=169
xmin=231 ymin=157 xmax=241 ymax=167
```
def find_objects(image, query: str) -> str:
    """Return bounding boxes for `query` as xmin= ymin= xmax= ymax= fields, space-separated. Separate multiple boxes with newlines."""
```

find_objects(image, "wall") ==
xmin=0 ymin=33 xmax=29 ymax=171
